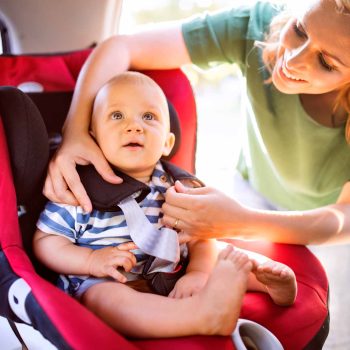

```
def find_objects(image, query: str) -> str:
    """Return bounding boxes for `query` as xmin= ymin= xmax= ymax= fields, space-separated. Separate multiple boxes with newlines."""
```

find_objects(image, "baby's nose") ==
xmin=126 ymin=119 xmax=143 ymax=133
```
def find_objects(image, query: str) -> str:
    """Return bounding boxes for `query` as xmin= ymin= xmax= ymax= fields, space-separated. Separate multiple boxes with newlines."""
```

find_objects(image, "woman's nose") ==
xmin=284 ymin=44 xmax=310 ymax=71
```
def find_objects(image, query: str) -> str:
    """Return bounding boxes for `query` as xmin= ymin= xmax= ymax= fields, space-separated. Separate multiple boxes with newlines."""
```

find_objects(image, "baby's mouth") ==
xmin=123 ymin=142 xmax=143 ymax=148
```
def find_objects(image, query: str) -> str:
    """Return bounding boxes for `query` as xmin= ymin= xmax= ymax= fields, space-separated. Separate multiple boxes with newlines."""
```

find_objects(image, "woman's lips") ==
xmin=279 ymin=61 xmax=307 ymax=83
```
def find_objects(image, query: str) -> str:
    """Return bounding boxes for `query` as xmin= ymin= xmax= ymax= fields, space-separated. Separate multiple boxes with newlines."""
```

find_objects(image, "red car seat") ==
xmin=0 ymin=49 xmax=329 ymax=350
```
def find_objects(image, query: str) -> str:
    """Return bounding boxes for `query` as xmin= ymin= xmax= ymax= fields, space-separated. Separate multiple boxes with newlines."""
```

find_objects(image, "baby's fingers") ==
xmin=168 ymin=285 xmax=183 ymax=299
xmin=117 ymin=242 xmax=138 ymax=251
xmin=106 ymin=266 xmax=127 ymax=283
xmin=111 ymin=254 xmax=136 ymax=273
xmin=168 ymin=287 xmax=177 ymax=298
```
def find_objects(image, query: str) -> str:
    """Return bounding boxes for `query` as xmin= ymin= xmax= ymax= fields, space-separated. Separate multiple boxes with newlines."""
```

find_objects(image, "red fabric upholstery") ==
xmin=228 ymin=240 xmax=328 ymax=349
xmin=0 ymin=50 xmax=91 ymax=91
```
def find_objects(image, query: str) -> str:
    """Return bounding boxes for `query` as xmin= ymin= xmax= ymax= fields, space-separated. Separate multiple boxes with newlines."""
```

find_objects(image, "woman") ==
xmin=46 ymin=0 xmax=350 ymax=245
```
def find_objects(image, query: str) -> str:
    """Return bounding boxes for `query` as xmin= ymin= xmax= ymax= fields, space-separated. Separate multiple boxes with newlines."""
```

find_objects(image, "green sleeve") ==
xmin=181 ymin=1 xmax=282 ymax=71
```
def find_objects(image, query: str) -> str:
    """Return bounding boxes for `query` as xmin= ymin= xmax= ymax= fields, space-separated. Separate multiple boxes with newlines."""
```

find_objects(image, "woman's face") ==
xmin=272 ymin=0 xmax=350 ymax=95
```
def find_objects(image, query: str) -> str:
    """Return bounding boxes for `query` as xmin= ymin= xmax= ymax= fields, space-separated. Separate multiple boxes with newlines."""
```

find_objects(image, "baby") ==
xmin=34 ymin=72 xmax=296 ymax=338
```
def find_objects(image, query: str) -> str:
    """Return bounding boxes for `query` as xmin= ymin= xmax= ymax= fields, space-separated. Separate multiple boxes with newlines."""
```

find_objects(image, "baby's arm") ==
xmin=33 ymin=230 xmax=137 ymax=283
xmin=169 ymin=239 xmax=217 ymax=298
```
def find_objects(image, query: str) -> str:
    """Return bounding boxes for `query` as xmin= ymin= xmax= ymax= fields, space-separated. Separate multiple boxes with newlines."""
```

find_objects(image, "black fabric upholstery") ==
xmin=78 ymin=160 xmax=202 ymax=212
xmin=27 ymin=91 xmax=72 ymax=135
xmin=163 ymin=101 xmax=181 ymax=160
xmin=78 ymin=164 xmax=150 ymax=211
xmin=0 ymin=87 xmax=49 ymax=204
xmin=0 ymin=87 xmax=50 ymax=269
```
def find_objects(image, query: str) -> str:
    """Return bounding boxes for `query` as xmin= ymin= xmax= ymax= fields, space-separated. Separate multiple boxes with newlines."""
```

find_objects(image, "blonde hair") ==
xmin=335 ymin=0 xmax=350 ymax=12
xmin=92 ymin=71 xmax=170 ymax=129
xmin=259 ymin=0 xmax=350 ymax=142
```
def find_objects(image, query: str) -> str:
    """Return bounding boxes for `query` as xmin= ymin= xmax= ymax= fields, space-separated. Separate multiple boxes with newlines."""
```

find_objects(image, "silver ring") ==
xmin=174 ymin=218 xmax=180 ymax=229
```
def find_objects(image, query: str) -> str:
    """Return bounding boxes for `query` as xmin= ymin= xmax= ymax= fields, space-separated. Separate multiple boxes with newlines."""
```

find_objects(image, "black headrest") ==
xmin=0 ymin=87 xmax=49 ymax=203
xmin=28 ymin=91 xmax=181 ymax=158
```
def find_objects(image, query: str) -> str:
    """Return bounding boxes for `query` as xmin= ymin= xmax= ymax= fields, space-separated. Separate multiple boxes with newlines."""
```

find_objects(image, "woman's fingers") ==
xmin=44 ymin=162 xmax=80 ymax=206
xmin=89 ymin=147 xmax=123 ymax=184
xmin=177 ymin=231 xmax=192 ymax=244
xmin=162 ymin=203 xmax=189 ymax=229
xmin=165 ymin=184 xmax=207 ymax=208
xmin=61 ymin=161 xmax=93 ymax=212
xmin=174 ymin=180 xmax=187 ymax=193
xmin=45 ymin=133 xmax=122 ymax=211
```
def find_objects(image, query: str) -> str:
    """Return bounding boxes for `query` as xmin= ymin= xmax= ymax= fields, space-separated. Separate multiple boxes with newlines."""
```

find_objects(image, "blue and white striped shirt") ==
xmin=37 ymin=161 xmax=174 ymax=295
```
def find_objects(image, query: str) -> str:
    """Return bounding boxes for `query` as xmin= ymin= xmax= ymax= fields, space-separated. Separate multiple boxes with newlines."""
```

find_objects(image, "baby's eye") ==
xmin=143 ymin=112 xmax=155 ymax=121
xmin=111 ymin=111 xmax=123 ymax=120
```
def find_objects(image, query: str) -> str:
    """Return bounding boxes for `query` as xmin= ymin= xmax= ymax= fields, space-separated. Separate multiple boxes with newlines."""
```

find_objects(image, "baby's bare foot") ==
xmin=254 ymin=260 xmax=297 ymax=306
xmin=198 ymin=245 xmax=252 ymax=336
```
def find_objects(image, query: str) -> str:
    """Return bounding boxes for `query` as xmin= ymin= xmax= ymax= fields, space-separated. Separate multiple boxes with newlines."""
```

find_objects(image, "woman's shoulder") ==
xmin=247 ymin=1 xmax=286 ymax=35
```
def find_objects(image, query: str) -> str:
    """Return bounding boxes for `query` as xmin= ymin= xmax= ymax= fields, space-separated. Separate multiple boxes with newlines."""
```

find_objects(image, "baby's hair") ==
xmin=103 ymin=71 xmax=168 ymax=107
xmin=101 ymin=71 xmax=168 ymax=111
xmin=257 ymin=0 xmax=350 ymax=142
xmin=105 ymin=71 xmax=160 ymax=90
xmin=91 ymin=71 xmax=170 ymax=129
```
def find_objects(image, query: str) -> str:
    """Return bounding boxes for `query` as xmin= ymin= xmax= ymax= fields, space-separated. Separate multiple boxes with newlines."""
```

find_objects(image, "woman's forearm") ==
xmin=164 ymin=185 xmax=350 ymax=245
xmin=238 ymin=203 xmax=350 ymax=245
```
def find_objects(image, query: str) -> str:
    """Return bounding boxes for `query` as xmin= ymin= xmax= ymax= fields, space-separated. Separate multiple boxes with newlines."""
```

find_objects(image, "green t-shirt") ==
xmin=182 ymin=1 xmax=350 ymax=210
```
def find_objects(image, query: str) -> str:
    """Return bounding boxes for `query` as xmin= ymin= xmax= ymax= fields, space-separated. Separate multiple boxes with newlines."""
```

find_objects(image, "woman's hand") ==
xmin=87 ymin=245 xmax=137 ymax=283
xmin=43 ymin=131 xmax=122 ymax=212
xmin=162 ymin=181 xmax=249 ymax=241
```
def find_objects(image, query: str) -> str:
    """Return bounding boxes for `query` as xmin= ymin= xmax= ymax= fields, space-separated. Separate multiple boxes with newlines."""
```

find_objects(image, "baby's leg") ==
xmin=81 ymin=246 xmax=252 ymax=338
xmin=248 ymin=258 xmax=297 ymax=306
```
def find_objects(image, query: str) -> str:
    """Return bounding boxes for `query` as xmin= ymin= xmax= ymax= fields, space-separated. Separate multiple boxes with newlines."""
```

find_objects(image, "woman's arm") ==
xmin=162 ymin=181 xmax=350 ymax=245
xmin=45 ymin=22 xmax=191 ymax=210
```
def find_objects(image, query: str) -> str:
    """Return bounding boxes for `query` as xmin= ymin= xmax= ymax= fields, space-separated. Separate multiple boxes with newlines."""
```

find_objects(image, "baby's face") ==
xmin=91 ymin=78 xmax=174 ymax=181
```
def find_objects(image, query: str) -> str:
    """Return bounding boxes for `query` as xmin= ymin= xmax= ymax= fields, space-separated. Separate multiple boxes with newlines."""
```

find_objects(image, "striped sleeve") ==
xmin=36 ymin=202 xmax=81 ymax=242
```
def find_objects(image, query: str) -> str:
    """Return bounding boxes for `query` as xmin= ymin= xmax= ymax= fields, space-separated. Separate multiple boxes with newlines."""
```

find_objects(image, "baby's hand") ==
xmin=87 ymin=246 xmax=137 ymax=283
xmin=168 ymin=271 xmax=209 ymax=298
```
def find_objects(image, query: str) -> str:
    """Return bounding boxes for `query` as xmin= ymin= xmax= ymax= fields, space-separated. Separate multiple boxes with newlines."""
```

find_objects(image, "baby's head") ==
xmin=91 ymin=72 xmax=175 ymax=182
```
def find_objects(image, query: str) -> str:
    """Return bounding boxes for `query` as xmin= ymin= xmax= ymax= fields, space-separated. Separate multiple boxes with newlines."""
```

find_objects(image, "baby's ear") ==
xmin=162 ymin=132 xmax=175 ymax=157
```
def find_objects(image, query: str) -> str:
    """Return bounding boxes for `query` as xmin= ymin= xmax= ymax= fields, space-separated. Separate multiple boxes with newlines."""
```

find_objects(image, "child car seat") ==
xmin=0 ymin=49 xmax=329 ymax=349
